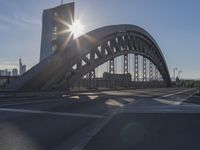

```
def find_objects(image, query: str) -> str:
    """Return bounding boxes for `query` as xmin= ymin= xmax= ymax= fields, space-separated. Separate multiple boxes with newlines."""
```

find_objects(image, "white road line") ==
xmin=161 ymin=89 xmax=195 ymax=98
xmin=0 ymin=108 xmax=104 ymax=119
xmin=154 ymin=98 xmax=182 ymax=105
xmin=121 ymin=97 xmax=135 ymax=103
xmin=180 ymin=90 xmax=199 ymax=102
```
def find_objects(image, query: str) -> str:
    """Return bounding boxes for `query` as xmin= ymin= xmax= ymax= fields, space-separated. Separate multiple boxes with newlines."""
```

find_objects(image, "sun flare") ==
xmin=69 ymin=20 xmax=84 ymax=38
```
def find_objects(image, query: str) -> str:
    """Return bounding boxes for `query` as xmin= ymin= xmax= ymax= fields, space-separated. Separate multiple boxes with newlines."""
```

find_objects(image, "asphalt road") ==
xmin=0 ymin=88 xmax=198 ymax=150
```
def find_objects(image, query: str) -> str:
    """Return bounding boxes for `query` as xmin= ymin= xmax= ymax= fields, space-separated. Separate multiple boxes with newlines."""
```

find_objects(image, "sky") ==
xmin=0 ymin=0 xmax=199 ymax=79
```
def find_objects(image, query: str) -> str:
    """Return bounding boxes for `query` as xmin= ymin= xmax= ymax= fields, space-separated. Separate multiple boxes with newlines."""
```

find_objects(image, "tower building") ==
xmin=39 ymin=3 xmax=75 ymax=62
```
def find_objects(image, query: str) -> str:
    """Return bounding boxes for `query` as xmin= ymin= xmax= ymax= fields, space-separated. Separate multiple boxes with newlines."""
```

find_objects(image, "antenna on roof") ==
xmin=61 ymin=0 xmax=63 ymax=5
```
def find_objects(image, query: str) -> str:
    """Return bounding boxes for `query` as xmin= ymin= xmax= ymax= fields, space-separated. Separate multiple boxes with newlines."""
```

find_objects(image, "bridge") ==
xmin=6 ymin=3 xmax=171 ymax=91
xmin=1 ymin=3 xmax=200 ymax=150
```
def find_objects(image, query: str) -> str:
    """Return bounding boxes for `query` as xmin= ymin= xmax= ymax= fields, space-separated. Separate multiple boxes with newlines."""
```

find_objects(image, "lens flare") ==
xmin=69 ymin=20 xmax=84 ymax=38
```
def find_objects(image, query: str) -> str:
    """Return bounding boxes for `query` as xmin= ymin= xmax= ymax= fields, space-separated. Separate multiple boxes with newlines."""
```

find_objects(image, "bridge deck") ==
xmin=0 ymin=88 xmax=199 ymax=150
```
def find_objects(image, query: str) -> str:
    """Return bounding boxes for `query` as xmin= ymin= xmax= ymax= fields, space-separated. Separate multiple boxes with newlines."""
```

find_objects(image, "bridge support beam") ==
xmin=109 ymin=59 xmax=114 ymax=74
xmin=123 ymin=54 xmax=129 ymax=88
xmin=124 ymin=54 xmax=128 ymax=74
xmin=143 ymin=57 xmax=147 ymax=82
xmin=89 ymin=69 xmax=96 ymax=89
xmin=149 ymin=61 xmax=153 ymax=81
xmin=134 ymin=54 xmax=139 ymax=82
xmin=155 ymin=68 xmax=158 ymax=81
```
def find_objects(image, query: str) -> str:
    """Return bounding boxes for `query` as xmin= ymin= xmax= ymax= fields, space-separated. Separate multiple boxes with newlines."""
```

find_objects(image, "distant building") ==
xmin=4 ymin=69 xmax=8 ymax=76
xmin=19 ymin=58 xmax=26 ymax=75
xmin=0 ymin=70 xmax=4 ymax=76
xmin=7 ymin=71 xmax=11 ymax=76
xmin=4 ymin=69 xmax=11 ymax=76
xmin=12 ymin=68 xmax=18 ymax=76
xmin=4 ymin=69 xmax=7 ymax=76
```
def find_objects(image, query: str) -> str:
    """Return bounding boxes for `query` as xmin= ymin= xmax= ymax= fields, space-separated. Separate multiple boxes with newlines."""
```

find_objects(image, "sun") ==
xmin=69 ymin=20 xmax=84 ymax=38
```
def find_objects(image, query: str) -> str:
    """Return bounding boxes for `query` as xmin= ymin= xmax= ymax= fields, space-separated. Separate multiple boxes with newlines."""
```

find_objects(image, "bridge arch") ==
xmin=7 ymin=24 xmax=171 ymax=91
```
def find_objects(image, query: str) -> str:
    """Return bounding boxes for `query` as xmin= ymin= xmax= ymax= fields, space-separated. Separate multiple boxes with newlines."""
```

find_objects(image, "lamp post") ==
xmin=178 ymin=70 xmax=182 ymax=79
xmin=173 ymin=67 xmax=178 ymax=81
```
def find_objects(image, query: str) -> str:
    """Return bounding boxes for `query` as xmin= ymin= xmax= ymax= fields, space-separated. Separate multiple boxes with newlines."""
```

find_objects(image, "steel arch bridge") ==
xmin=7 ymin=24 xmax=171 ymax=91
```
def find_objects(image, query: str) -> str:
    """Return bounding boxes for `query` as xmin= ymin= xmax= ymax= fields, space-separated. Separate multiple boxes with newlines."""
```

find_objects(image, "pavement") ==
xmin=0 ymin=88 xmax=199 ymax=150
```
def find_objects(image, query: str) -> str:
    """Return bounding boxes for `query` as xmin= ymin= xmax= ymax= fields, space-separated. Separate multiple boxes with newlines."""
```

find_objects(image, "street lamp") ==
xmin=178 ymin=70 xmax=182 ymax=79
xmin=173 ymin=67 xmax=178 ymax=81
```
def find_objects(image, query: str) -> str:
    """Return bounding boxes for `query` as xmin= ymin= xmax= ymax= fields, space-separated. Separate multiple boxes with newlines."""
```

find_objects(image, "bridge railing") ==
xmin=70 ymin=79 xmax=166 ymax=90
xmin=0 ymin=76 xmax=166 ymax=91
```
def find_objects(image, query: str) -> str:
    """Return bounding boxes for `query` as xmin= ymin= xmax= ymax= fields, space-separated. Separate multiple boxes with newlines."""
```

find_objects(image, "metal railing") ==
xmin=70 ymin=79 xmax=166 ymax=90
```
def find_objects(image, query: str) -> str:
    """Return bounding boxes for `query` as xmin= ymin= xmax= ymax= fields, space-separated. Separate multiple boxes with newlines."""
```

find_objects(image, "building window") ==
xmin=52 ymin=33 xmax=57 ymax=41
xmin=52 ymin=44 xmax=57 ymax=53
xmin=54 ymin=12 xmax=58 ymax=17
xmin=52 ymin=26 xmax=57 ymax=32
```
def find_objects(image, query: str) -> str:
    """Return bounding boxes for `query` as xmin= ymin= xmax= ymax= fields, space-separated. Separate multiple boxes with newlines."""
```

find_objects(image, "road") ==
xmin=0 ymin=88 xmax=198 ymax=150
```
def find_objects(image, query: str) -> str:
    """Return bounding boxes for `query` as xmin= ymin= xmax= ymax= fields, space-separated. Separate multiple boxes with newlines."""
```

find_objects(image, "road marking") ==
xmin=154 ymin=98 xmax=182 ymax=105
xmin=105 ymin=99 xmax=124 ymax=107
xmin=161 ymin=89 xmax=195 ymax=98
xmin=0 ymin=108 xmax=104 ymax=119
xmin=121 ymin=97 xmax=135 ymax=103
xmin=154 ymin=89 xmax=197 ymax=105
